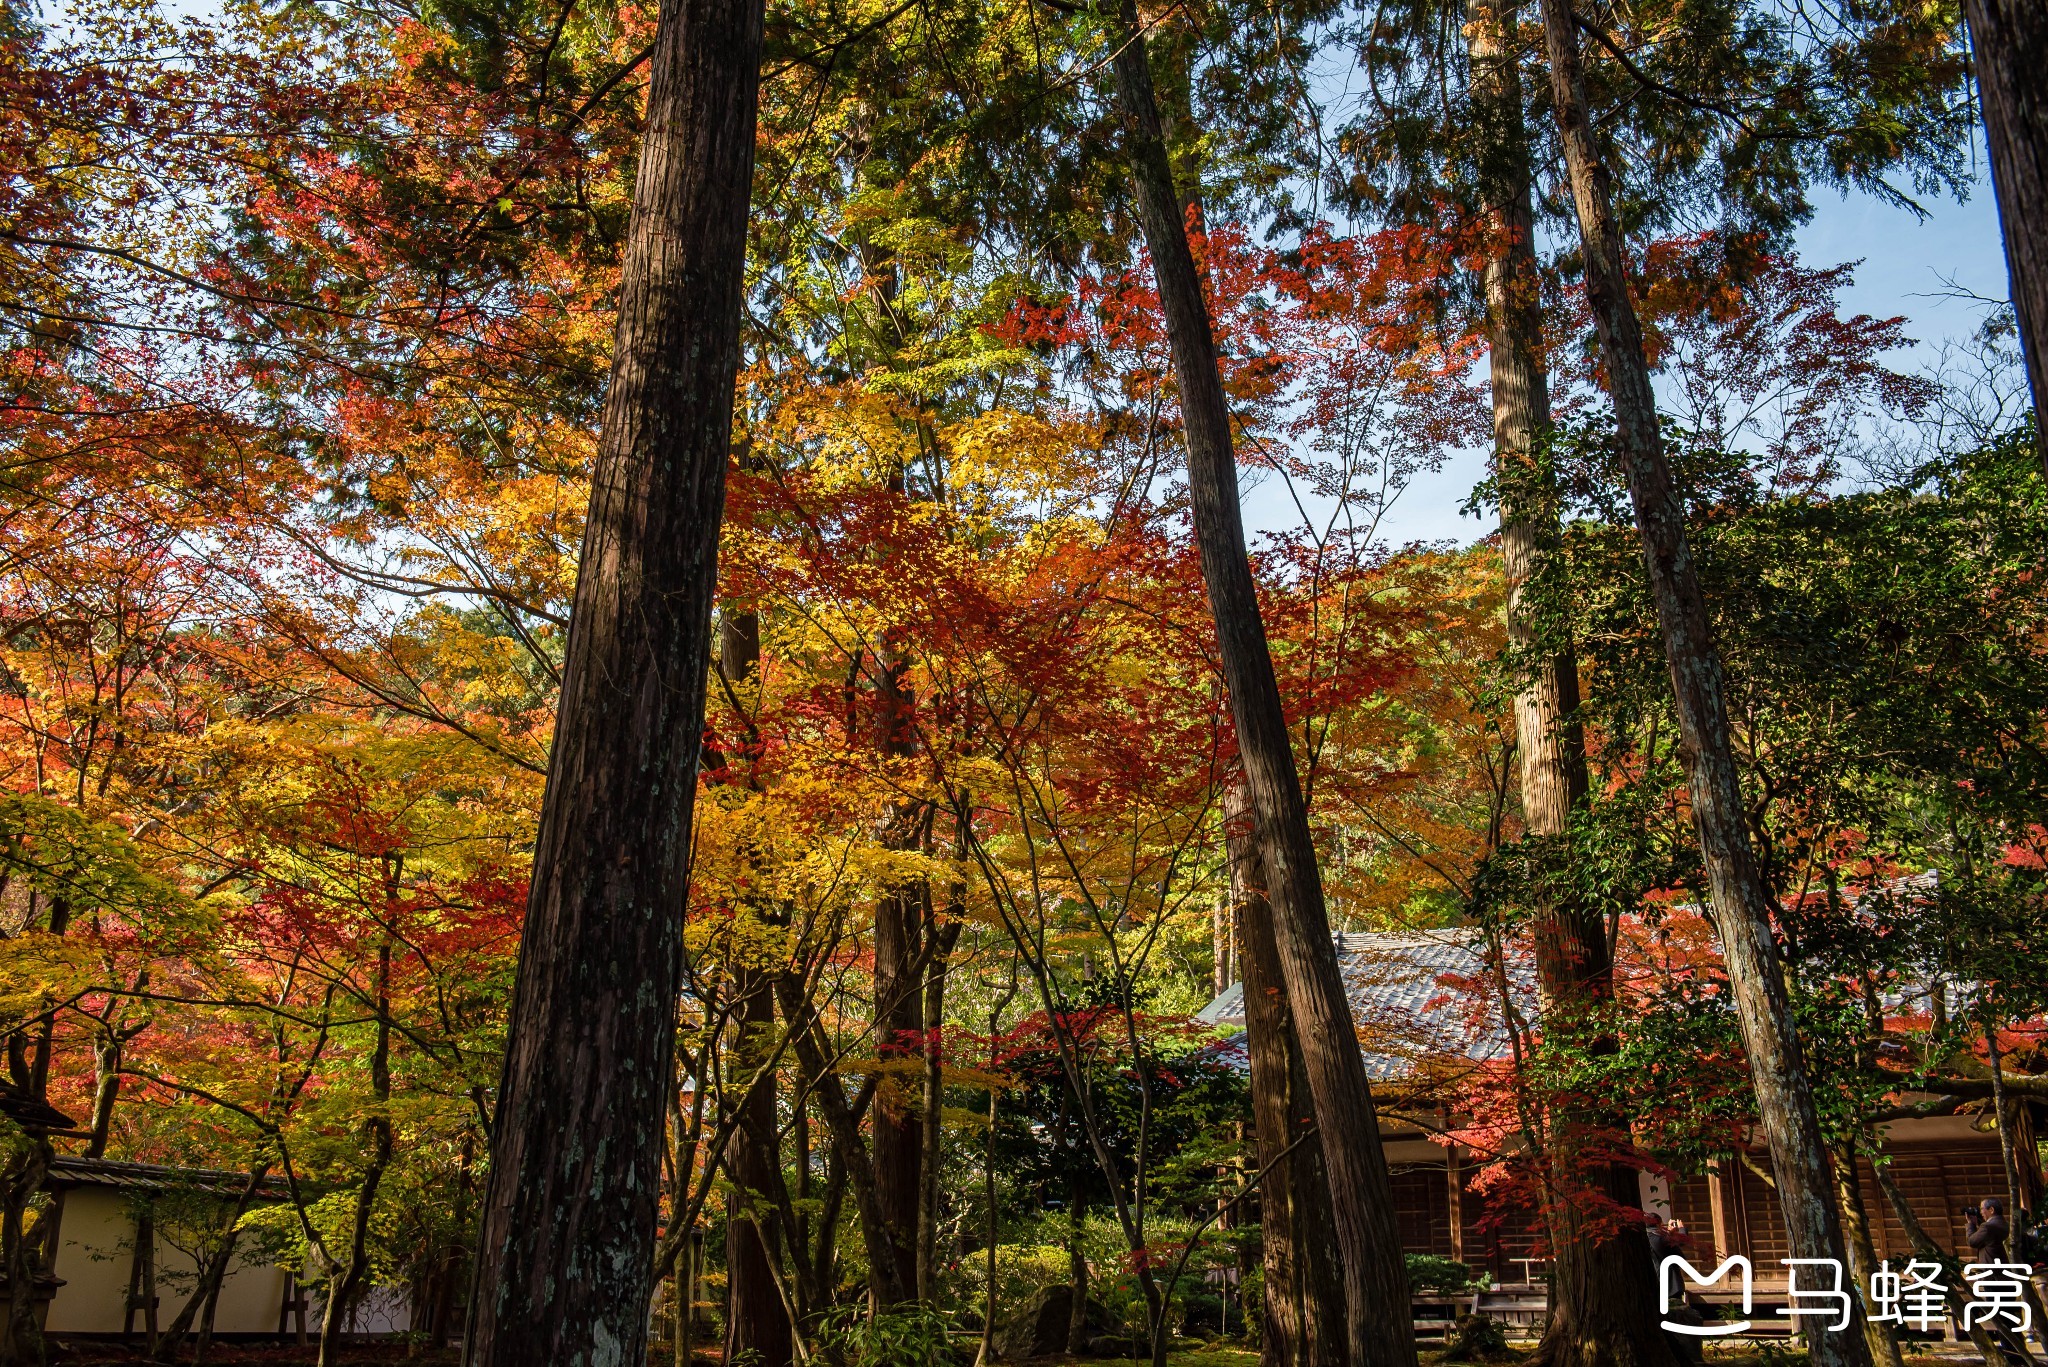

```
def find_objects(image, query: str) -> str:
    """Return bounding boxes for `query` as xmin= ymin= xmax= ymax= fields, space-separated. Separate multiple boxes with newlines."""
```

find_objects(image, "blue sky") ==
xmin=1245 ymin=174 xmax=2015 ymax=549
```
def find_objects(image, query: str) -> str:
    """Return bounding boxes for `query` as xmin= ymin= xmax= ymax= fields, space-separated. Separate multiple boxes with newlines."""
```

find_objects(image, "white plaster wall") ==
xmin=45 ymin=1188 xmax=134 ymax=1333
xmin=43 ymin=1186 xmax=379 ymax=1336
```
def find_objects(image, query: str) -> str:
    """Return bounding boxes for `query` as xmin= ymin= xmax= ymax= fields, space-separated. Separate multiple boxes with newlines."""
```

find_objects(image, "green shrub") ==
xmin=815 ymin=1301 xmax=957 ymax=1367
xmin=1406 ymin=1254 xmax=1483 ymax=1294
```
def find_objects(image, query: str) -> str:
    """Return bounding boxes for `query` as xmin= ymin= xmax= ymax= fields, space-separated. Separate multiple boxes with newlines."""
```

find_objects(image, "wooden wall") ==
xmin=1387 ymin=1119 xmax=2030 ymax=1288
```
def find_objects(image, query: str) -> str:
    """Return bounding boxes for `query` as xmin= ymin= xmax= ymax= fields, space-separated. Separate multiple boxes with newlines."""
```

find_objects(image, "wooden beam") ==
xmin=1707 ymin=1159 xmax=1750 ymax=1262
xmin=1446 ymin=1145 xmax=1465 ymax=1264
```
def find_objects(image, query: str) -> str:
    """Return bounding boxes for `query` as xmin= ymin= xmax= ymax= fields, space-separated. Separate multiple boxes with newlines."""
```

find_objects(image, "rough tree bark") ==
xmin=718 ymin=605 xmax=796 ymax=1367
xmin=725 ymin=975 xmax=793 ymax=1367
xmin=916 ymin=917 xmax=962 ymax=1302
xmin=0 ymin=1132 xmax=50 ymax=1367
xmin=871 ymin=871 xmax=925 ymax=1308
xmin=868 ymin=536 xmax=928 ymax=1305
xmin=1534 ymin=6 xmax=1871 ymax=1367
xmin=1829 ymin=1144 xmax=1904 ymax=1367
xmin=460 ymin=0 xmax=764 ymax=1356
xmin=1104 ymin=11 xmax=1417 ymax=1364
xmin=861 ymin=234 xmax=940 ymax=1312
xmin=1466 ymin=7 xmax=1680 ymax=1367
xmin=1962 ymin=0 xmax=2048 ymax=473
xmin=1225 ymin=784 xmax=1347 ymax=1367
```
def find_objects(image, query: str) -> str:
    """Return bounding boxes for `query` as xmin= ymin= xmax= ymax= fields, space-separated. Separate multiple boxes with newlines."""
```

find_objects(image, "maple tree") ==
xmin=2 ymin=0 xmax=2046 ymax=1365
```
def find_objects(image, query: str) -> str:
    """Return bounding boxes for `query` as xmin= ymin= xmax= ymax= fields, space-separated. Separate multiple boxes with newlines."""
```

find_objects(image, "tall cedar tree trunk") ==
xmin=871 ymin=870 xmax=923 ymax=1305
xmin=863 ymin=236 xmax=935 ymax=1308
xmin=461 ymin=0 xmax=764 ymax=1356
xmin=1467 ymin=8 xmax=1679 ymax=1367
xmin=1104 ymin=11 xmax=1417 ymax=1366
xmin=1534 ymin=7 xmax=1871 ymax=1367
xmin=860 ymin=319 xmax=925 ymax=1297
xmin=725 ymin=976 xmax=793 ymax=1367
xmin=1963 ymin=0 xmax=2048 ymax=473
xmin=916 ymin=918 xmax=962 ymax=1301
xmin=1225 ymin=784 xmax=1347 ymax=1367
xmin=719 ymin=607 xmax=796 ymax=1367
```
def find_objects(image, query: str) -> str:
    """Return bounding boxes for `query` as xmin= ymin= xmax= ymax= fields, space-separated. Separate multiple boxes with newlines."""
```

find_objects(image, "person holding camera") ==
xmin=1968 ymin=1197 xmax=2013 ymax=1261
xmin=1966 ymin=1197 xmax=2048 ymax=1355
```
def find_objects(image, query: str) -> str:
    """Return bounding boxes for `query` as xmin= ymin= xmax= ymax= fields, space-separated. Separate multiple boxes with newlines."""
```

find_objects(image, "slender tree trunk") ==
xmin=460 ymin=0 xmax=763 ymax=1356
xmin=776 ymin=977 xmax=909 ymax=1303
xmin=321 ymin=944 xmax=395 ymax=1367
xmin=86 ymin=1069 xmax=116 ymax=1157
xmin=873 ymin=880 xmax=924 ymax=1305
xmin=726 ymin=976 xmax=794 ymax=1367
xmin=1534 ymin=8 xmax=1871 ymax=1367
xmin=1214 ymin=894 xmax=1233 ymax=996
xmin=88 ymin=978 xmax=148 ymax=1161
xmin=1870 ymin=1155 xmax=2019 ymax=1367
xmin=315 ymin=1123 xmax=391 ymax=1363
xmin=1962 ymin=0 xmax=2048 ymax=473
xmin=152 ymin=1166 xmax=271 ymax=1365
xmin=1987 ymin=1020 xmax=2029 ymax=1229
xmin=916 ymin=921 xmax=960 ymax=1302
xmin=1226 ymin=784 xmax=1346 ymax=1367
xmin=871 ymin=673 xmax=927 ymax=1308
xmin=974 ymin=1085 xmax=1000 ymax=1367
xmin=718 ymin=604 xmax=795 ymax=1367
xmin=1982 ymin=1023 xmax=2048 ymax=1341
xmin=1467 ymin=8 xmax=1679 ymax=1367
xmin=1066 ymin=1180 xmax=1089 ymax=1355
xmin=680 ymin=1229 xmax=698 ymax=1367
xmin=2 ymin=902 xmax=70 ymax=1366
xmin=0 ymin=1134 xmax=50 ymax=1367
xmin=1830 ymin=1145 xmax=1904 ymax=1367
xmin=1104 ymin=14 xmax=1416 ymax=1366
xmin=193 ymin=1244 xmax=230 ymax=1367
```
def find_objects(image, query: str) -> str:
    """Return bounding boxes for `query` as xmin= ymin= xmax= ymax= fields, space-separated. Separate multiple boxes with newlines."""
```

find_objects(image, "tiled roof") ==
xmin=0 ymin=1086 xmax=81 ymax=1135
xmin=1196 ymin=928 xmax=1533 ymax=1080
xmin=47 ymin=1156 xmax=291 ymax=1199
